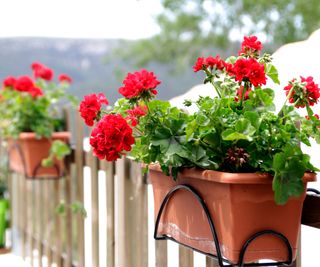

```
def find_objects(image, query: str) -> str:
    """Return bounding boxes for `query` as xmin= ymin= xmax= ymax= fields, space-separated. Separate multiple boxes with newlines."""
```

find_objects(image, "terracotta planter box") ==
xmin=149 ymin=164 xmax=316 ymax=264
xmin=8 ymin=132 xmax=70 ymax=179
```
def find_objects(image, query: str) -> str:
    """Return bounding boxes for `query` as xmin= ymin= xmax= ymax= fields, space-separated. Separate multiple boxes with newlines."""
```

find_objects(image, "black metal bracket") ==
xmin=307 ymin=188 xmax=320 ymax=195
xmin=154 ymin=184 xmax=293 ymax=267
xmin=8 ymin=141 xmax=63 ymax=180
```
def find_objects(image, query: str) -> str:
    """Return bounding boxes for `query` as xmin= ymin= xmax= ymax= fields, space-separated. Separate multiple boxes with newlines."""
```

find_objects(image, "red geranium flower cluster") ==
xmin=239 ymin=36 xmax=263 ymax=56
xmin=230 ymin=58 xmax=267 ymax=87
xmin=118 ymin=69 xmax=161 ymax=99
xmin=31 ymin=62 xmax=54 ymax=81
xmin=59 ymin=74 xmax=72 ymax=84
xmin=126 ymin=106 xmax=147 ymax=126
xmin=3 ymin=75 xmax=43 ymax=98
xmin=79 ymin=93 xmax=109 ymax=126
xmin=193 ymin=40 xmax=266 ymax=87
xmin=90 ymin=114 xmax=135 ymax=161
xmin=2 ymin=62 xmax=73 ymax=99
xmin=79 ymin=69 xmax=162 ymax=162
xmin=284 ymin=76 xmax=320 ymax=108
xmin=3 ymin=76 xmax=16 ymax=88
xmin=193 ymin=55 xmax=226 ymax=72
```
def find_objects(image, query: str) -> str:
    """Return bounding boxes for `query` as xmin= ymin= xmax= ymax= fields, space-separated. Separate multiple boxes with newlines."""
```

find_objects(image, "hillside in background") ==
xmin=0 ymin=38 xmax=203 ymax=103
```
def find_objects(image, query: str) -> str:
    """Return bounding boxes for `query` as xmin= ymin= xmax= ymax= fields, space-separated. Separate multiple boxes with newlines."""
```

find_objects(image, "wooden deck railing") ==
xmin=2 ymin=112 xmax=320 ymax=267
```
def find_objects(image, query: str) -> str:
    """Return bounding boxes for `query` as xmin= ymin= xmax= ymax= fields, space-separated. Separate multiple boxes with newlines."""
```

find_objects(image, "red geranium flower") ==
xmin=90 ymin=114 xmax=135 ymax=161
xmin=232 ymin=58 xmax=267 ymax=86
xmin=29 ymin=86 xmax=44 ymax=98
xmin=193 ymin=56 xmax=226 ymax=72
xmin=14 ymin=76 xmax=34 ymax=92
xmin=59 ymin=74 xmax=72 ymax=84
xmin=3 ymin=76 xmax=17 ymax=88
xmin=239 ymin=35 xmax=263 ymax=56
xmin=205 ymin=55 xmax=225 ymax=70
xmin=118 ymin=69 xmax=161 ymax=99
xmin=126 ymin=106 xmax=147 ymax=126
xmin=31 ymin=62 xmax=54 ymax=81
xmin=79 ymin=93 xmax=109 ymax=126
xmin=193 ymin=57 xmax=206 ymax=72
xmin=284 ymin=76 xmax=320 ymax=108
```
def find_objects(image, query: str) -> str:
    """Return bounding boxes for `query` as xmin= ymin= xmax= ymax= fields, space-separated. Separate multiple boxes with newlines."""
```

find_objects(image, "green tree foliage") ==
xmin=116 ymin=0 xmax=320 ymax=70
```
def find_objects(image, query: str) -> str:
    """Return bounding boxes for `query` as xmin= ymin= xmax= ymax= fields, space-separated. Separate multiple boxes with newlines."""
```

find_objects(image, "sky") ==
xmin=0 ymin=0 xmax=162 ymax=39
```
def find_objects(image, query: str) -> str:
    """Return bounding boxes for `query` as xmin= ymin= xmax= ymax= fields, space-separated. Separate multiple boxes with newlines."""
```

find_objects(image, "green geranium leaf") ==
xmin=151 ymin=139 xmax=170 ymax=153
xmin=148 ymin=100 xmax=171 ymax=113
xmin=196 ymin=113 xmax=209 ymax=126
xmin=272 ymin=148 xmax=306 ymax=205
xmin=235 ymin=118 xmax=256 ymax=136
xmin=154 ymin=127 xmax=171 ymax=139
xmin=202 ymin=132 xmax=218 ymax=146
xmin=51 ymin=140 xmax=71 ymax=160
xmin=221 ymin=129 xmax=252 ymax=141
xmin=244 ymin=112 xmax=261 ymax=129
xmin=186 ymin=119 xmax=197 ymax=140
xmin=255 ymin=89 xmax=274 ymax=107
xmin=266 ymin=64 xmax=280 ymax=84
xmin=41 ymin=158 xmax=54 ymax=167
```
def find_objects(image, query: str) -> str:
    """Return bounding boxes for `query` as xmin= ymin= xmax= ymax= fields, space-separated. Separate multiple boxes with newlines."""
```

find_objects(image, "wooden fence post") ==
xmin=115 ymin=158 xmax=127 ymax=267
xmin=65 ymin=168 xmax=73 ymax=267
xmin=54 ymin=180 xmax=62 ymax=267
xmin=75 ymin=113 xmax=85 ymax=267
xmin=206 ymin=257 xmax=220 ymax=267
xmin=100 ymin=161 xmax=115 ymax=267
xmin=126 ymin=162 xmax=148 ymax=267
xmin=179 ymin=246 xmax=193 ymax=267
xmin=115 ymin=159 xmax=149 ymax=267
xmin=88 ymin=153 xmax=99 ymax=267
xmin=155 ymin=241 xmax=168 ymax=267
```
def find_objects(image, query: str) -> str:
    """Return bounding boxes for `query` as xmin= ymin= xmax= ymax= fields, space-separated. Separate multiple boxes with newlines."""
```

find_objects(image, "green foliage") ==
xmin=41 ymin=140 xmax=71 ymax=167
xmin=117 ymin=77 xmax=319 ymax=205
xmin=0 ymin=66 xmax=75 ymax=167
xmin=114 ymin=0 xmax=320 ymax=71
xmin=0 ymin=180 xmax=7 ymax=200
xmin=0 ymin=80 xmax=73 ymax=138
xmin=0 ymin=79 xmax=72 ymax=139
xmin=0 ymin=150 xmax=9 ymax=200
xmin=86 ymin=36 xmax=320 ymax=206
xmin=55 ymin=200 xmax=87 ymax=218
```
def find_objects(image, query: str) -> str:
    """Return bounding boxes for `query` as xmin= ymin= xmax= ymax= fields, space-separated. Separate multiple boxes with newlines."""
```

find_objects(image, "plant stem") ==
xmin=211 ymin=81 xmax=221 ymax=98
xmin=205 ymin=68 xmax=221 ymax=98
xmin=278 ymin=84 xmax=297 ymax=117
xmin=239 ymin=82 xmax=248 ymax=109
xmin=306 ymin=104 xmax=314 ymax=118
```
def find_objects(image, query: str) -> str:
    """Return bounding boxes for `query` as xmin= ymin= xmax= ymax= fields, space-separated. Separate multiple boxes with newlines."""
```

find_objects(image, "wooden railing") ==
xmin=5 ymin=113 xmax=205 ymax=267
xmin=3 ymin=113 xmax=320 ymax=267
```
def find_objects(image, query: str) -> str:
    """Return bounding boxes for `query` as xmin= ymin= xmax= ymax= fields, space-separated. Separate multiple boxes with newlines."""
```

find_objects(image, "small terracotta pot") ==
xmin=149 ymin=164 xmax=316 ymax=264
xmin=8 ymin=132 xmax=70 ymax=179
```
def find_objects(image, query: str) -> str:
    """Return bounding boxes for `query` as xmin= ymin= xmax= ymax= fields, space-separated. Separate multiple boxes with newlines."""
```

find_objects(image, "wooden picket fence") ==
xmin=3 ymin=112 xmax=320 ymax=267
xmin=5 ymin=113 xmax=217 ymax=267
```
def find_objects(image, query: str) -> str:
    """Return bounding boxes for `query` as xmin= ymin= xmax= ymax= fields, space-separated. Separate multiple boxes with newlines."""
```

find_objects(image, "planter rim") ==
xmin=148 ymin=163 xmax=317 ymax=184
xmin=15 ymin=131 xmax=70 ymax=140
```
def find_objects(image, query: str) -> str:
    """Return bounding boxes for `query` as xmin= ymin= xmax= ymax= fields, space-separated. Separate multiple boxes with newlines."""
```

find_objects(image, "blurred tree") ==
xmin=115 ymin=0 xmax=320 ymax=71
